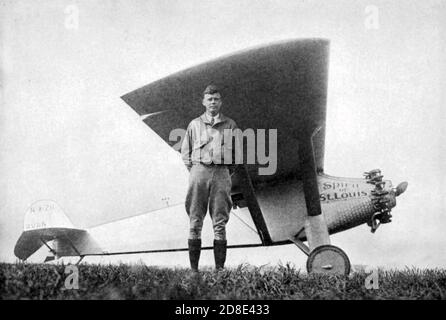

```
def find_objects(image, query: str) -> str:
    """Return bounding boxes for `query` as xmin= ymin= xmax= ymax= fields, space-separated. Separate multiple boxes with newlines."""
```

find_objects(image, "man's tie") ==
xmin=210 ymin=118 xmax=215 ymax=126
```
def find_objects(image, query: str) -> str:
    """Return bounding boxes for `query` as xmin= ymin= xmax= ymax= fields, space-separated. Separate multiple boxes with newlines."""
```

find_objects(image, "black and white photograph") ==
xmin=0 ymin=0 xmax=445 ymax=304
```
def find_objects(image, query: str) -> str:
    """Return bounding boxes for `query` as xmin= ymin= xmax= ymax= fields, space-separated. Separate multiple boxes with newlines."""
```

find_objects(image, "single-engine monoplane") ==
xmin=14 ymin=39 xmax=407 ymax=275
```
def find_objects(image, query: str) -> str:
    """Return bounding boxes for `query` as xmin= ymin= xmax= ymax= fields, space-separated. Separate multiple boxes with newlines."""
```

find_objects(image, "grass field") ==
xmin=1 ymin=262 xmax=445 ymax=300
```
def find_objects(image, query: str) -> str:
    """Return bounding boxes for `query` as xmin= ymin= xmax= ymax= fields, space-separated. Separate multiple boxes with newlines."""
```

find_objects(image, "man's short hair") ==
xmin=203 ymin=84 xmax=221 ymax=97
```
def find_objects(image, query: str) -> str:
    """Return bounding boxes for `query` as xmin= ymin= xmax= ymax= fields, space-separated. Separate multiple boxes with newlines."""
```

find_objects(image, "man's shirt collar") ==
xmin=200 ymin=112 xmax=227 ymax=125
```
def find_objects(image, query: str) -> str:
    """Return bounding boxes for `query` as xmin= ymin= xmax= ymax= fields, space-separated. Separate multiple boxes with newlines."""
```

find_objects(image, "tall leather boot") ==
xmin=214 ymin=239 xmax=227 ymax=270
xmin=188 ymin=239 xmax=201 ymax=272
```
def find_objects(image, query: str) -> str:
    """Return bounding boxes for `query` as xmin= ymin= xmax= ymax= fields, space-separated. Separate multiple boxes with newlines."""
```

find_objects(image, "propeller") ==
xmin=395 ymin=181 xmax=408 ymax=196
xmin=365 ymin=170 xmax=408 ymax=233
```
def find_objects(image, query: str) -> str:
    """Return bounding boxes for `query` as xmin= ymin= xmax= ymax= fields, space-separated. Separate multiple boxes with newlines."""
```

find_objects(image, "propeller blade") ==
xmin=395 ymin=181 xmax=408 ymax=196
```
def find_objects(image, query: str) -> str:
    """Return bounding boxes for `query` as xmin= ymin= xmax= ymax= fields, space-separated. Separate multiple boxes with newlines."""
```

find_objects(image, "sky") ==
xmin=0 ymin=0 xmax=445 ymax=269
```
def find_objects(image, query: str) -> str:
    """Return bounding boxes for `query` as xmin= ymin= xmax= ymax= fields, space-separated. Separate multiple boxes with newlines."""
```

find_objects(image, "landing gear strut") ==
xmin=298 ymin=134 xmax=351 ymax=276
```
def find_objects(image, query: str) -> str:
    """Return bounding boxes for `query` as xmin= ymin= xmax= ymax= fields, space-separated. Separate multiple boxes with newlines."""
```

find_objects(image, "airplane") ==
xmin=14 ymin=39 xmax=408 ymax=275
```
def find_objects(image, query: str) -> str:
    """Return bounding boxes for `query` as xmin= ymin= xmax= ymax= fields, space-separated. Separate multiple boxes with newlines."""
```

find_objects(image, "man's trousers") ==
xmin=185 ymin=164 xmax=232 ymax=241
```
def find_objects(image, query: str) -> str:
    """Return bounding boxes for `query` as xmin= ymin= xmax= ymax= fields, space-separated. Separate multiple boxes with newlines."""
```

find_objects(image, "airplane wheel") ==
xmin=306 ymin=245 xmax=351 ymax=276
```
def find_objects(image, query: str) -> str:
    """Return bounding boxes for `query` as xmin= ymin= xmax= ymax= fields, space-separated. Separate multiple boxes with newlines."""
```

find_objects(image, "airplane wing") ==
xmin=121 ymin=39 xmax=329 ymax=245
xmin=121 ymin=39 xmax=328 ymax=186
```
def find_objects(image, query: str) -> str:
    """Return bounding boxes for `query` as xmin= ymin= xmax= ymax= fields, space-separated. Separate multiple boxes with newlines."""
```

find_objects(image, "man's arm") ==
xmin=181 ymin=123 xmax=193 ymax=171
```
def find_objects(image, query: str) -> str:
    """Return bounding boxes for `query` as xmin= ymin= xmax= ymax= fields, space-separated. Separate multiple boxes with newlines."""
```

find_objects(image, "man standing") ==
xmin=181 ymin=85 xmax=239 ymax=272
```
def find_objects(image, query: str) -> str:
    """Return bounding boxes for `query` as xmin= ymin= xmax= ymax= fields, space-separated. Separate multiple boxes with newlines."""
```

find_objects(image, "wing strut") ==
xmin=298 ymin=131 xmax=331 ymax=251
xmin=236 ymin=166 xmax=273 ymax=245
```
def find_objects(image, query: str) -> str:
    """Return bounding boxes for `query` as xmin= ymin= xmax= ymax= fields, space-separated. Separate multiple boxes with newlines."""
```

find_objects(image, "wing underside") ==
xmin=121 ymin=39 xmax=329 ymax=186
xmin=121 ymin=39 xmax=330 ymax=247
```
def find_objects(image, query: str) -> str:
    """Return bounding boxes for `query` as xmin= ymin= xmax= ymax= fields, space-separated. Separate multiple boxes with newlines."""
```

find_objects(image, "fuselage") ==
xmin=253 ymin=173 xmax=395 ymax=243
xmin=14 ymin=170 xmax=402 ymax=260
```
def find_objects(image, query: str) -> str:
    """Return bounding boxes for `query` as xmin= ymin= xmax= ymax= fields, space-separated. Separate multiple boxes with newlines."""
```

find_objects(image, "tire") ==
xmin=306 ymin=245 xmax=351 ymax=276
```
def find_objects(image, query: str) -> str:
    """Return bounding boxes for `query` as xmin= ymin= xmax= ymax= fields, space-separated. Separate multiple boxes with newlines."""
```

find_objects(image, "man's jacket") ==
xmin=181 ymin=113 xmax=242 ymax=168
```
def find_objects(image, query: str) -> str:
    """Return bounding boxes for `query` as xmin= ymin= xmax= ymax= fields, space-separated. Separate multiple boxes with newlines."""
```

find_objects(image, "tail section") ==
xmin=23 ymin=200 xmax=75 ymax=232
xmin=14 ymin=200 xmax=101 ymax=261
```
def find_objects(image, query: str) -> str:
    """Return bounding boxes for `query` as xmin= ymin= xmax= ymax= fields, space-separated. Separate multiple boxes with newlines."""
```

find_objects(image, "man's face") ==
xmin=202 ymin=93 xmax=222 ymax=116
